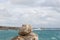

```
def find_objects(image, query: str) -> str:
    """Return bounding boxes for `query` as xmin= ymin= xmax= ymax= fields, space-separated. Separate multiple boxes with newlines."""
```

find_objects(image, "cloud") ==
xmin=0 ymin=0 xmax=60 ymax=28
xmin=10 ymin=0 xmax=60 ymax=7
xmin=0 ymin=7 xmax=60 ymax=27
xmin=41 ymin=0 xmax=60 ymax=7
xmin=10 ymin=0 xmax=45 ymax=7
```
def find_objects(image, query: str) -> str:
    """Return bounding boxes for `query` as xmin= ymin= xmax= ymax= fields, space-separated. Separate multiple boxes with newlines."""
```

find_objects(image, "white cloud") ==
xmin=0 ymin=0 xmax=60 ymax=28
xmin=41 ymin=0 xmax=60 ymax=7
xmin=10 ymin=0 xmax=60 ymax=7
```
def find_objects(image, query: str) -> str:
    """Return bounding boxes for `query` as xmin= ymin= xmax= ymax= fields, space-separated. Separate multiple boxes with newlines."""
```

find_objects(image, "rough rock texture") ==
xmin=12 ymin=24 xmax=38 ymax=40
xmin=19 ymin=24 xmax=32 ymax=36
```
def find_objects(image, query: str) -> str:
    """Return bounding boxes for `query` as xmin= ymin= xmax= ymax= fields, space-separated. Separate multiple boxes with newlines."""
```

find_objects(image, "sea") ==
xmin=0 ymin=30 xmax=60 ymax=40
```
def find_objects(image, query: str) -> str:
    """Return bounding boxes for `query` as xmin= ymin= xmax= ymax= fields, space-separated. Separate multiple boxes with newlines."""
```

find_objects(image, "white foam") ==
xmin=51 ymin=37 xmax=57 ymax=40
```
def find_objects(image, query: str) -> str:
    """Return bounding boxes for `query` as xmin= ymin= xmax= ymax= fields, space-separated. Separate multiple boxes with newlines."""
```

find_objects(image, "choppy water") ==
xmin=0 ymin=30 xmax=60 ymax=40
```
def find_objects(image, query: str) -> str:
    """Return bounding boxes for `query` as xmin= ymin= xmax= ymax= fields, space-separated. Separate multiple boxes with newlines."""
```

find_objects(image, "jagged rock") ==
xmin=12 ymin=24 xmax=38 ymax=40
xmin=19 ymin=24 xmax=32 ymax=36
xmin=12 ymin=36 xmax=24 ymax=40
xmin=12 ymin=32 xmax=38 ymax=40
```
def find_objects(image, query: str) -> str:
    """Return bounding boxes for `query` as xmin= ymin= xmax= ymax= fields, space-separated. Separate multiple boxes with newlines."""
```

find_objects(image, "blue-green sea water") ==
xmin=0 ymin=30 xmax=60 ymax=40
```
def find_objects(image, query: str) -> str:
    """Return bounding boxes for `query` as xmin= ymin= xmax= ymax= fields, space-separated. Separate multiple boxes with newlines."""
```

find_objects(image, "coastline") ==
xmin=0 ymin=26 xmax=19 ymax=30
xmin=0 ymin=26 xmax=60 ymax=30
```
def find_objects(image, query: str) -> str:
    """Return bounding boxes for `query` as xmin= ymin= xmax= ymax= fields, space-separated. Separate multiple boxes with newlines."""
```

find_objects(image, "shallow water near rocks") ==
xmin=0 ymin=30 xmax=60 ymax=40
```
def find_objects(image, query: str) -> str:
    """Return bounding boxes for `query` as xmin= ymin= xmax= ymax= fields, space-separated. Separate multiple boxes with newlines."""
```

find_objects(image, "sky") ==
xmin=0 ymin=0 xmax=60 ymax=28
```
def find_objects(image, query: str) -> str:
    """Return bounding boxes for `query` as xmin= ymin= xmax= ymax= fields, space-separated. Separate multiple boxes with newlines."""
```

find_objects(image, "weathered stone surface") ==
xmin=12 ymin=36 xmax=24 ymax=40
xmin=19 ymin=24 xmax=32 ymax=36
xmin=12 ymin=24 xmax=38 ymax=40
xmin=12 ymin=33 xmax=38 ymax=40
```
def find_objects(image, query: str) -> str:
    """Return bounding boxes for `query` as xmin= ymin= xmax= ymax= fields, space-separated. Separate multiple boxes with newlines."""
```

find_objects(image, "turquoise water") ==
xmin=0 ymin=30 xmax=60 ymax=40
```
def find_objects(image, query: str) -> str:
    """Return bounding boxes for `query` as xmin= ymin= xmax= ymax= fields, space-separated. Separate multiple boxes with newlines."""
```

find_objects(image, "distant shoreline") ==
xmin=0 ymin=26 xmax=60 ymax=30
xmin=0 ymin=26 xmax=19 ymax=30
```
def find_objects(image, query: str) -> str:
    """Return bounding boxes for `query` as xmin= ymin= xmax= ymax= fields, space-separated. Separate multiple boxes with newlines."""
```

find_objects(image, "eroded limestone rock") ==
xmin=12 ymin=24 xmax=38 ymax=40
xmin=19 ymin=24 xmax=32 ymax=36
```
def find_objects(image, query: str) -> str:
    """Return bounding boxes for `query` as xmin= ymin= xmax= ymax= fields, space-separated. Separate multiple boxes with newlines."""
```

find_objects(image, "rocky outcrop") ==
xmin=12 ymin=24 xmax=38 ymax=40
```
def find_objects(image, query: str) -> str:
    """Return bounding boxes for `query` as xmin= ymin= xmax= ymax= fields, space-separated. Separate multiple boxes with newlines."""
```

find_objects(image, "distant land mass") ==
xmin=0 ymin=26 xmax=60 ymax=30
xmin=0 ymin=26 xmax=19 ymax=30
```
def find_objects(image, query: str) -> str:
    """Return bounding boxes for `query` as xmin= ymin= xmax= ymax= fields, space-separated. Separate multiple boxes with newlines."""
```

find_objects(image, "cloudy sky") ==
xmin=0 ymin=0 xmax=60 ymax=28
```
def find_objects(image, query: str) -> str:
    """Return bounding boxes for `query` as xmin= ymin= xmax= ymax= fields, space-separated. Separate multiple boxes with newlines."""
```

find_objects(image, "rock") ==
xmin=19 ymin=24 xmax=32 ymax=36
xmin=12 ymin=33 xmax=38 ymax=40
xmin=12 ymin=36 xmax=24 ymax=40
xmin=12 ymin=24 xmax=38 ymax=40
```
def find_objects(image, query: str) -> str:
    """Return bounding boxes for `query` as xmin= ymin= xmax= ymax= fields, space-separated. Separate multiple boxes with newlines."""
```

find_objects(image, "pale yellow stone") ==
xmin=12 ymin=24 xmax=38 ymax=40
xmin=12 ymin=33 xmax=38 ymax=40
xmin=19 ymin=24 xmax=32 ymax=36
xmin=12 ymin=36 xmax=24 ymax=40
